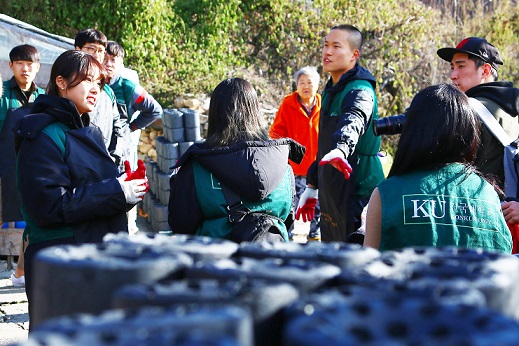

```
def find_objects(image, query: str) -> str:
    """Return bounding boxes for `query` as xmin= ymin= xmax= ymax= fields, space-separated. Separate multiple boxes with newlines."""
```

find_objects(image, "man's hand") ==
xmin=295 ymin=187 xmax=318 ymax=222
xmin=502 ymin=201 xmax=519 ymax=224
xmin=319 ymin=148 xmax=352 ymax=180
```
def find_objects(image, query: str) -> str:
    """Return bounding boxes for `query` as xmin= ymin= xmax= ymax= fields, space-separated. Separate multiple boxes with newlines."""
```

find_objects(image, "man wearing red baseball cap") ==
xmin=437 ymin=37 xmax=519 ymax=188
xmin=438 ymin=37 xmax=519 ymax=238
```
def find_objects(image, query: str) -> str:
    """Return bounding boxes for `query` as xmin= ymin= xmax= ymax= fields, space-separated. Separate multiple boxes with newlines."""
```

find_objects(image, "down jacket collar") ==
xmin=13 ymin=94 xmax=88 ymax=140
xmin=466 ymin=81 xmax=519 ymax=116
xmin=176 ymin=138 xmax=304 ymax=201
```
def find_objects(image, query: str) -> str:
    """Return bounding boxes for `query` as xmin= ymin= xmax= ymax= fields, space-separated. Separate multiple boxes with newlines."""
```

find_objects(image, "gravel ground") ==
xmin=0 ymin=258 xmax=28 ymax=346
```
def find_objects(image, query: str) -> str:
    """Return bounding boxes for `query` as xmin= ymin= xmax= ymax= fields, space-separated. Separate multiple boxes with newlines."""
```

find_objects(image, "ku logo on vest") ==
xmin=403 ymin=194 xmax=497 ymax=231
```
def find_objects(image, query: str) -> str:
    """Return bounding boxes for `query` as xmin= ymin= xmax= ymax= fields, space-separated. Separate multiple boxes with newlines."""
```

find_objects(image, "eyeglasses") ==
xmin=82 ymin=45 xmax=106 ymax=55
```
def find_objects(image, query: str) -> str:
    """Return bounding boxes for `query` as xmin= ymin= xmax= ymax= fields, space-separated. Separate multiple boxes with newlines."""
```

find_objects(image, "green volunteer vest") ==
xmin=192 ymin=161 xmax=292 ymax=240
xmin=322 ymin=79 xmax=384 ymax=197
xmin=378 ymin=163 xmax=512 ymax=253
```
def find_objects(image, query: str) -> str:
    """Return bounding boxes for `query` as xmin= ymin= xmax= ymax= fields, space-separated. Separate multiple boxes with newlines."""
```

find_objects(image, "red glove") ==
xmin=319 ymin=148 xmax=352 ymax=180
xmin=123 ymin=160 xmax=149 ymax=197
xmin=125 ymin=160 xmax=146 ymax=180
xmin=295 ymin=187 xmax=318 ymax=222
xmin=507 ymin=223 xmax=519 ymax=254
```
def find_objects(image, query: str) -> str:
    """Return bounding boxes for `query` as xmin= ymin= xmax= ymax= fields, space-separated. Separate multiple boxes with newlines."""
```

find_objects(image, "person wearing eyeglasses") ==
xmin=74 ymin=29 xmax=129 ymax=170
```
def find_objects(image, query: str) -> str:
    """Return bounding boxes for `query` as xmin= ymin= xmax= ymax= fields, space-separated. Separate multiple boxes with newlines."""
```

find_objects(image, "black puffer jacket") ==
xmin=14 ymin=94 xmax=128 ymax=245
xmin=168 ymin=138 xmax=304 ymax=236
xmin=466 ymin=81 xmax=519 ymax=187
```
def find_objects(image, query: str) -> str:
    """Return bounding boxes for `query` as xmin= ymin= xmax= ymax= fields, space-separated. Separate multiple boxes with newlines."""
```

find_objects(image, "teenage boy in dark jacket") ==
xmin=296 ymin=25 xmax=384 ymax=242
xmin=0 ymin=44 xmax=45 ymax=287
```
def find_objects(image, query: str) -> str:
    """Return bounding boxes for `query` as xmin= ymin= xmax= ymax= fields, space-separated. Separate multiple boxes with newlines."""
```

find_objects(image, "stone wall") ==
xmin=138 ymin=94 xmax=278 ymax=163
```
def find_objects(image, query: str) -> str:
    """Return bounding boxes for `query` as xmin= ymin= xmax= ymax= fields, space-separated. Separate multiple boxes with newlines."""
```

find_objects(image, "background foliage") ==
xmin=2 ymin=0 xmax=518 ymax=152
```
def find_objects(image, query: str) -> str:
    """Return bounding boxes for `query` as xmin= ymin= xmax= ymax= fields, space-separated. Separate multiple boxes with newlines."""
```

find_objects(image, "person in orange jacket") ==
xmin=270 ymin=66 xmax=321 ymax=241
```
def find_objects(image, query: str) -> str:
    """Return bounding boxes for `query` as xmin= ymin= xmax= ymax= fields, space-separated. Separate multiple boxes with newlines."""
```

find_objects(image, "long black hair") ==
xmin=388 ymin=83 xmax=480 ymax=177
xmin=205 ymin=78 xmax=269 ymax=147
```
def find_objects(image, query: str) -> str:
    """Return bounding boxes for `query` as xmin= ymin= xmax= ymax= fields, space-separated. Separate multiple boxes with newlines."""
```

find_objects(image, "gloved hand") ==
xmin=124 ymin=159 xmax=146 ymax=180
xmin=319 ymin=148 xmax=352 ymax=180
xmin=295 ymin=187 xmax=318 ymax=222
xmin=117 ymin=174 xmax=148 ymax=204
xmin=124 ymin=160 xmax=149 ymax=193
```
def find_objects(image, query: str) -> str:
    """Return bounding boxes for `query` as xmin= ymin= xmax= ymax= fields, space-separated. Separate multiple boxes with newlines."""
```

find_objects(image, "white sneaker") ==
xmin=10 ymin=273 xmax=25 ymax=287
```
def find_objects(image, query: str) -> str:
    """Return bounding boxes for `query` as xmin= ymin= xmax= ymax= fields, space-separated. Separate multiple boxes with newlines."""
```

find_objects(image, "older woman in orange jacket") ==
xmin=270 ymin=66 xmax=321 ymax=241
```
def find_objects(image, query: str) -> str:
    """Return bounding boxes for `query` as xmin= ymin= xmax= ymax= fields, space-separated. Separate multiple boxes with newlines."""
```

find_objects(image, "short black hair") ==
xmin=331 ymin=24 xmax=363 ymax=50
xmin=9 ymin=44 xmax=40 ymax=63
xmin=106 ymin=41 xmax=125 ymax=58
xmin=468 ymin=54 xmax=499 ymax=81
xmin=74 ymin=28 xmax=107 ymax=48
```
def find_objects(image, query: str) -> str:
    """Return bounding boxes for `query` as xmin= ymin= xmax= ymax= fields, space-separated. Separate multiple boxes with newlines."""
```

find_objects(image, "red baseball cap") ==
xmin=437 ymin=37 xmax=503 ymax=70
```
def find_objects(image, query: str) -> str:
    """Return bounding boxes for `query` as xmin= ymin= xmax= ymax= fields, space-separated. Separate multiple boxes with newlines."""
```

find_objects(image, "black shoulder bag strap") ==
xmin=220 ymin=183 xmax=251 ymax=224
xmin=220 ymin=183 xmax=284 ymax=224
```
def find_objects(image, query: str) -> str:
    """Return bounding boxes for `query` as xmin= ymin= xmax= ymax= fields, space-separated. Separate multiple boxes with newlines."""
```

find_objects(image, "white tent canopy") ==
xmin=0 ymin=14 xmax=74 ymax=88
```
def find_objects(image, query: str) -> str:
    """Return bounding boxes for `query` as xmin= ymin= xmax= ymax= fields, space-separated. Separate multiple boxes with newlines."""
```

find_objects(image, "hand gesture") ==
xmin=319 ymin=148 xmax=352 ymax=180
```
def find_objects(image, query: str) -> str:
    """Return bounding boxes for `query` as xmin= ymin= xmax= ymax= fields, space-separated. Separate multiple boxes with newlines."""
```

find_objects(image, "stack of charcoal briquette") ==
xmin=14 ymin=232 xmax=519 ymax=346
xmin=142 ymin=108 xmax=202 ymax=233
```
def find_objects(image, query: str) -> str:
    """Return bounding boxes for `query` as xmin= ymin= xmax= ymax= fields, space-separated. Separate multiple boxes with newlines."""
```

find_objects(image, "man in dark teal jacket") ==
xmin=296 ymin=24 xmax=384 ymax=243
xmin=0 ymin=45 xmax=45 ymax=287
xmin=1 ymin=44 xmax=45 ymax=222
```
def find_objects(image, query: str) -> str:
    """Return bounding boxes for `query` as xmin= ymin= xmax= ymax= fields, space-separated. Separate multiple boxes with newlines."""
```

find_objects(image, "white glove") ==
xmin=295 ymin=187 xmax=318 ymax=222
xmin=117 ymin=174 xmax=147 ymax=204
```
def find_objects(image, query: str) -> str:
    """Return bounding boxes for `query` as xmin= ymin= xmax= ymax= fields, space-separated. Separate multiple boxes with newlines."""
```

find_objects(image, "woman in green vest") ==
xmin=364 ymin=83 xmax=512 ymax=253
xmin=169 ymin=78 xmax=301 ymax=241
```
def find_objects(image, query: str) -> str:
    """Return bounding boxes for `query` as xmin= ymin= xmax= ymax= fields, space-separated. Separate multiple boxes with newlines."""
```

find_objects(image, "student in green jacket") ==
xmin=0 ymin=44 xmax=45 ymax=287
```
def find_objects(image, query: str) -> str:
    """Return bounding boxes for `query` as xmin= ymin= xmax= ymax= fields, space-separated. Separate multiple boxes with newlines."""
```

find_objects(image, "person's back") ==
xmin=377 ymin=163 xmax=511 ymax=252
xmin=171 ymin=139 xmax=295 ymax=240
xmin=168 ymin=78 xmax=298 ymax=241
xmin=364 ymin=83 xmax=512 ymax=254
